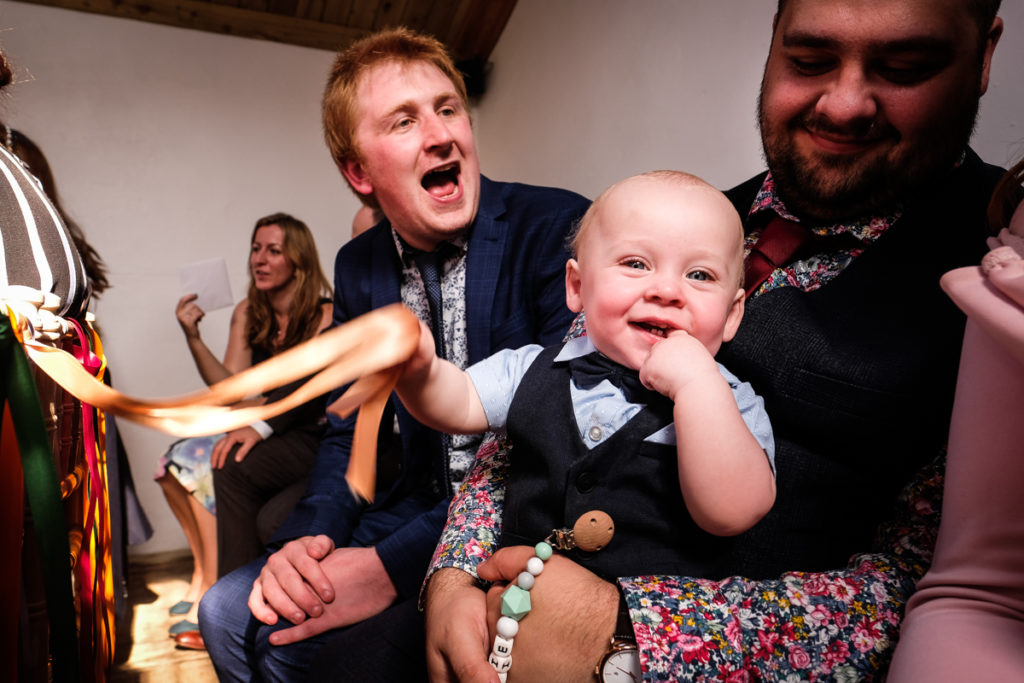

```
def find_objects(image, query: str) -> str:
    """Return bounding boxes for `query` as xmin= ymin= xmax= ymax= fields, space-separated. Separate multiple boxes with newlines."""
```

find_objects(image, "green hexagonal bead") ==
xmin=500 ymin=584 xmax=532 ymax=621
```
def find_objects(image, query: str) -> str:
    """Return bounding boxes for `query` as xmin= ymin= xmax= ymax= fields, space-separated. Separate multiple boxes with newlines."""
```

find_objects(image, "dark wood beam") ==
xmin=9 ymin=0 xmax=368 ymax=52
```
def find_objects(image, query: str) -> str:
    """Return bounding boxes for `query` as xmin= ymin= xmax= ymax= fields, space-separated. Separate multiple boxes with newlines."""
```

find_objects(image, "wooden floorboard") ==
xmin=110 ymin=551 xmax=217 ymax=683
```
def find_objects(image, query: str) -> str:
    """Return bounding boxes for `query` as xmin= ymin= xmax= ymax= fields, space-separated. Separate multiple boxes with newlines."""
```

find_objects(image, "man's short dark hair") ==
xmin=775 ymin=0 xmax=1001 ymax=54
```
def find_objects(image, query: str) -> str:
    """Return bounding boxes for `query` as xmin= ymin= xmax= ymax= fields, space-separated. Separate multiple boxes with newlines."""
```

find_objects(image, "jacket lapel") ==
xmin=465 ymin=176 xmax=507 ymax=364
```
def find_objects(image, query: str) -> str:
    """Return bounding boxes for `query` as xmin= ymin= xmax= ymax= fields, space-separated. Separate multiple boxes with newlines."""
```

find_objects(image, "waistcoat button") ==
xmin=576 ymin=472 xmax=596 ymax=492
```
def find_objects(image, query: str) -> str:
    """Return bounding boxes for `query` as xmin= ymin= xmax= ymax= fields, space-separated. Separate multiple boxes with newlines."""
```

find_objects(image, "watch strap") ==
xmin=613 ymin=585 xmax=636 ymax=643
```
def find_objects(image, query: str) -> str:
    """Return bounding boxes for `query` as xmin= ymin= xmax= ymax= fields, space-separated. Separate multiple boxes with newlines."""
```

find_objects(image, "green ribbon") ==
xmin=1 ymin=318 xmax=80 ymax=683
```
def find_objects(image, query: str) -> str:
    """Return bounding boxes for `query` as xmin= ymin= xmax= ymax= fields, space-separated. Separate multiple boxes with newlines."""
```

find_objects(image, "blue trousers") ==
xmin=199 ymin=495 xmax=435 ymax=683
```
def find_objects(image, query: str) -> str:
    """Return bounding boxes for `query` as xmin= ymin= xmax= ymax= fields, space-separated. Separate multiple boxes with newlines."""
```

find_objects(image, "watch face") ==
xmin=600 ymin=647 xmax=641 ymax=682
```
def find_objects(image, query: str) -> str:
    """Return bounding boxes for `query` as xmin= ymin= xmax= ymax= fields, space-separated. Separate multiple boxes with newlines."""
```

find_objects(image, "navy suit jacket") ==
xmin=272 ymin=176 xmax=590 ymax=597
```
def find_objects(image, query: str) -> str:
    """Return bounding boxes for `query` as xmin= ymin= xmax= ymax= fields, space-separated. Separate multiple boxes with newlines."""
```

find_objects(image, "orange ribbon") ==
xmin=16 ymin=303 xmax=420 ymax=501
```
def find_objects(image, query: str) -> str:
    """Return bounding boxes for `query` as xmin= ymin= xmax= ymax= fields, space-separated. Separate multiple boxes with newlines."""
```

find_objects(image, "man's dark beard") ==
xmin=757 ymin=82 xmax=981 ymax=225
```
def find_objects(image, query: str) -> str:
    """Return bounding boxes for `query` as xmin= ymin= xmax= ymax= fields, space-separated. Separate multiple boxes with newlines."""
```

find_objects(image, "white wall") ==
xmin=476 ymin=0 xmax=1024 ymax=197
xmin=2 ymin=0 xmax=1022 ymax=555
xmin=0 ymin=2 xmax=350 ymax=554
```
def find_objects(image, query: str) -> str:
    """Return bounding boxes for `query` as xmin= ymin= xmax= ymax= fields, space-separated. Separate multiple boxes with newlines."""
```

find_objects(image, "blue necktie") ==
xmin=412 ymin=245 xmax=452 ymax=492
xmin=412 ymin=248 xmax=447 ymax=358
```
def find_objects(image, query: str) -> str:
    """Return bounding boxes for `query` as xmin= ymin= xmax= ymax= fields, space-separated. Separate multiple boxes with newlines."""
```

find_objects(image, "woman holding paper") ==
xmin=155 ymin=212 xmax=332 ymax=646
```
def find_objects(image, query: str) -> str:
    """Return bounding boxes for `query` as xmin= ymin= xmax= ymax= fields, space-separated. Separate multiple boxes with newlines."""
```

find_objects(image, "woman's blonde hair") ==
xmin=246 ymin=212 xmax=332 ymax=353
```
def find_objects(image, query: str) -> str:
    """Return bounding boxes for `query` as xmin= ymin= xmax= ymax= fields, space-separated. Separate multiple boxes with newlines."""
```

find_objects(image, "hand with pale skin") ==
xmin=266 ymin=546 xmax=398 ymax=645
xmin=175 ymin=294 xmax=251 ymax=385
xmin=247 ymin=535 xmax=398 ymax=646
xmin=210 ymin=425 xmax=263 ymax=469
xmin=984 ymin=201 xmax=1024 ymax=308
xmin=248 ymin=535 xmax=336 ymax=626
xmin=176 ymin=292 xmax=206 ymax=339
xmin=639 ymin=329 xmax=722 ymax=401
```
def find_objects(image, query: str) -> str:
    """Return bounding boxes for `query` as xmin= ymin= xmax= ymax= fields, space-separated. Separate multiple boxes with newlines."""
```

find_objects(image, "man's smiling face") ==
xmin=341 ymin=59 xmax=481 ymax=250
xmin=759 ymin=0 xmax=1001 ymax=223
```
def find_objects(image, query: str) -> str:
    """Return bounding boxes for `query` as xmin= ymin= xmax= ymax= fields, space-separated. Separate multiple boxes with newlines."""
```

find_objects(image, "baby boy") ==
xmin=396 ymin=170 xmax=775 ymax=578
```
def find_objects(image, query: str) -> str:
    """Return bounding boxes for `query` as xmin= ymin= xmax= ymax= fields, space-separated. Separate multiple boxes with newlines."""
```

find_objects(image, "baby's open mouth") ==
xmin=632 ymin=321 xmax=670 ymax=338
xmin=422 ymin=162 xmax=460 ymax=198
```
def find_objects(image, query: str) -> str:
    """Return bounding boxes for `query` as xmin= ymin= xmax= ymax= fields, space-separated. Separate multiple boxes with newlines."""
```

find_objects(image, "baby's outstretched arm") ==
xmin=395 ymin=320 xmax=489 ymax=435
xmin=641 ymin=331 xmax=776 ymax=536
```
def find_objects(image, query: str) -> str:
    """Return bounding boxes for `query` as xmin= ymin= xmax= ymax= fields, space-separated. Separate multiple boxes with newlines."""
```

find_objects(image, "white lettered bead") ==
xmin=488 ymin=652 xmax=512 ymax=672
xmin=493 ymin=634 xmax=514 ymax=657
xmin=496 ymin=673 xmax=507 ymax=683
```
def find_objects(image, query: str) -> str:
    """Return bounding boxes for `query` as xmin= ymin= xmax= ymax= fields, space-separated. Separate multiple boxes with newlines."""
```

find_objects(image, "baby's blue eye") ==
xmin=687 ymin=270 xmax=710 ymax=281
xmin=623 ymin=259 xmax=647 ymax=270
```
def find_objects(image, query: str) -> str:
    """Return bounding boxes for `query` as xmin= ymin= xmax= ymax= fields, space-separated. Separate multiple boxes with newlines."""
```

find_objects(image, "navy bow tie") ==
xmin=568 ymin=352 xmax=665 ymax=406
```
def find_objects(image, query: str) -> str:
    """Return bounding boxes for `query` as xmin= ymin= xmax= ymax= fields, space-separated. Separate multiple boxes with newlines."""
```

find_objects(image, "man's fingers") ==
xmin=210 ymin=438 xmax=230 ymax=469
xmin=234 ymin=439 xmax=255 ymax=463
xmin=247 ymin=581 xmax=279 ymax=626
xmin=258 ymin=567 xmax=315 ymax=623
xmin=268 ymin=616 xmax=330 ymax=646
xmin=273 ymin=542 xmax=335 ymax=604
xmin=476 ymin=546 xmax=537 ymax=584
xmin=450 ymin=651 xmax=501 ymax=683
xmin=306 ymin=535 xmax=336 ymax=561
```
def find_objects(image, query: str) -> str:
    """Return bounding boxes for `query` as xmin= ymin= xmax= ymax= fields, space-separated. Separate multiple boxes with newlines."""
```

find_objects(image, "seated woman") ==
xmin=887 ymin=160 xmax=1024 ymax=681
xmin=154 ymin=212 xmax=332 ymax=646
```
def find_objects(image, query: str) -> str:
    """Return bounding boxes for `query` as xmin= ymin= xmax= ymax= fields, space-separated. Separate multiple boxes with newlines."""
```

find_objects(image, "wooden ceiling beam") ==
xmin=9 ymin=0 xmax=368 ymax=52
xmin=8 ymin=0 xmax=517 ymax=62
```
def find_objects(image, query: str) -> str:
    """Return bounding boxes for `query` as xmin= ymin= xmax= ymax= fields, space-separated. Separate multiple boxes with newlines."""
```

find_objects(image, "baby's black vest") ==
xmin=500 ymin=345 xmax=732 ymax=579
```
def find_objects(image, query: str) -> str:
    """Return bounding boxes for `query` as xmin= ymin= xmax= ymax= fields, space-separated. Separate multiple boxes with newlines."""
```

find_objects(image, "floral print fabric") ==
xmin=745 ymin=173 xmax=899 ymax=296
xmin=429 ymin=437 xmax=942 ymax=681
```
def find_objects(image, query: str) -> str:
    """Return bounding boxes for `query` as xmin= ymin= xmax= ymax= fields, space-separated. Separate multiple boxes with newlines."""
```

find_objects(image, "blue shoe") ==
xmin=168 ymin=600 xmax=193 ymax=616
xmin=169 ymin=619 xmax=199 ymax=637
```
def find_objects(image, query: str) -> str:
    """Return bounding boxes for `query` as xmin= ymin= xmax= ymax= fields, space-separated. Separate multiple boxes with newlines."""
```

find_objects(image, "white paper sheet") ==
xmin=178 ymin=257 xmax=234 ymax=312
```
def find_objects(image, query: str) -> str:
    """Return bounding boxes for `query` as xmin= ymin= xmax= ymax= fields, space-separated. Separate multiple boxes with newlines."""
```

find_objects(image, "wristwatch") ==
xmin=595 ymin=588 xmax=640 ymax=682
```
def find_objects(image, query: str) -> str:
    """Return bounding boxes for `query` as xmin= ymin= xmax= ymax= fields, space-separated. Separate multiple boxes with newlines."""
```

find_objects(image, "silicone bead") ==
xmin=501 ymin=585 xmax=532 ymax=620
xmin=526 ymin=556 xmax=545 ymax=576
xmin=534 ymin=541 xmax=553 ymax=561
xmin=496 ymin=616 xmax=520 ymax=639
xmin=516 ymin=570 xmax=535 ymax=590
xmin=497 ymin=673 xmax=507 ymax=683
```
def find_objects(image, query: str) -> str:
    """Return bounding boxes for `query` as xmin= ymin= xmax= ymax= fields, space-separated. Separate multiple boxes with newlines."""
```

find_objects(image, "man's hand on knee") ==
xmin=248 ymin=535 xmax=336 ymax=626
xmin=268 ymin=546 xmax=398 ymax=645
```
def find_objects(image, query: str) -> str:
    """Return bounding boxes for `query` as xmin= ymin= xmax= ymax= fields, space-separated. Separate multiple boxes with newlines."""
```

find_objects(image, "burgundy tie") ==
xmin=744 ymin=215 xmax=811 ymax=297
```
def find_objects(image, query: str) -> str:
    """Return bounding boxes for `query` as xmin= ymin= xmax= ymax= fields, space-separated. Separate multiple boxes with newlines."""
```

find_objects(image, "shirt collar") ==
xmin=391 ymin=227 xmax=469 ymax=263
xmin=554 ymin=335 xmax=598 ymax=362
xmin=748 ymin=172 xmax=899 ymax=244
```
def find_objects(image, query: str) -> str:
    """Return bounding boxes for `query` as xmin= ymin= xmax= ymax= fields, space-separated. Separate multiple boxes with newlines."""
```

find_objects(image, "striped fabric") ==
xmin=0 ymin=145 xmax=88 ymax=317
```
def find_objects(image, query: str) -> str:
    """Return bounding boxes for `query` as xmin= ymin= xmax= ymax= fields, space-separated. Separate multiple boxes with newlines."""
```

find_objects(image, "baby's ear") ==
xmin=565 ymin=259 xmax=584 ymax=313
xmin=721 ymin=288 xmax=745 ymax=343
